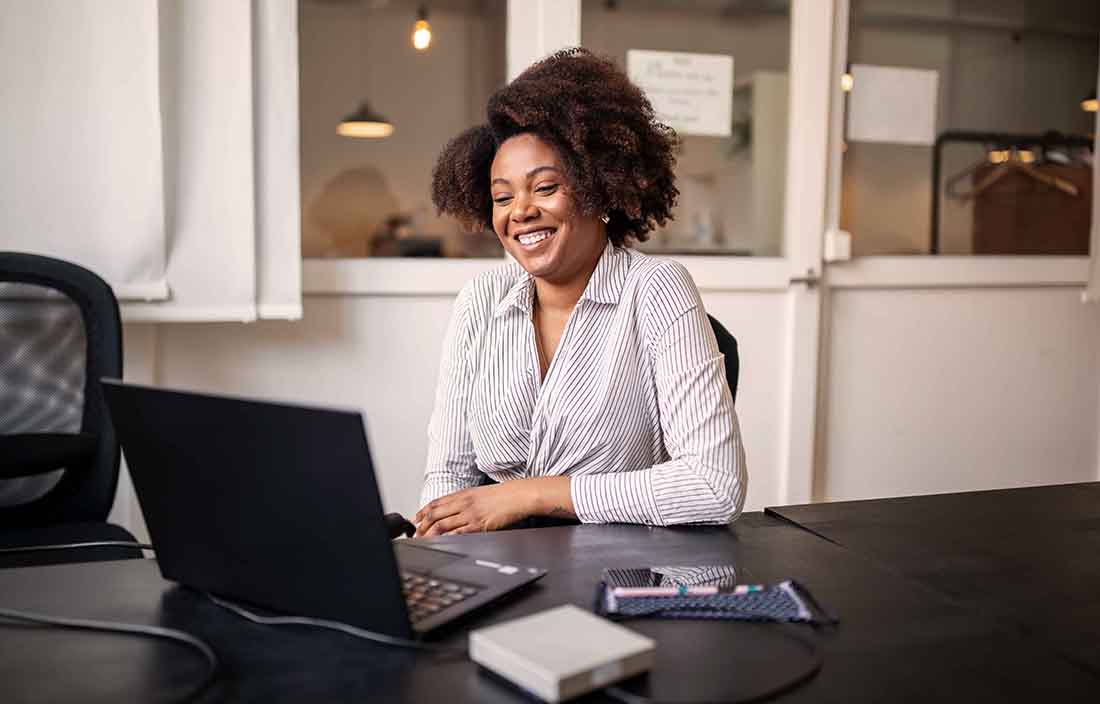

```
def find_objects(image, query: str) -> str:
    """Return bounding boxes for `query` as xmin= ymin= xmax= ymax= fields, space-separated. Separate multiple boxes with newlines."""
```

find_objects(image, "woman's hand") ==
xmin=413 ymin=477 xmax=574 ymax=537
xmin=414 ymin=482 xmax=533 ymax=537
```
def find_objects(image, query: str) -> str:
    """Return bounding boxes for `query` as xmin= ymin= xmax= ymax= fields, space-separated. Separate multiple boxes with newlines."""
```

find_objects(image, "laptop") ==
xmin=101 ymin=380 xmax=546 ymax=639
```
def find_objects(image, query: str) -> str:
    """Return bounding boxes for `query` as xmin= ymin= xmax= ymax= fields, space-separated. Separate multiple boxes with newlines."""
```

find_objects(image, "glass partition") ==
xmin=299 ymin=0 xmax=507 ymax=259
xmin=841 ymin=0 xmax=1098 ymax=256
xmin=581 ymin=0 xmax=792 ymax=256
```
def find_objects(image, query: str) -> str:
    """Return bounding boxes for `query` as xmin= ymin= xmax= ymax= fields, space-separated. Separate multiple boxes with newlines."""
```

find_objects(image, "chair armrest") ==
xmin=385 ymin=513 xmax=416 ymax=539
xmin=0 ymin=433 xmax=97 ymax=478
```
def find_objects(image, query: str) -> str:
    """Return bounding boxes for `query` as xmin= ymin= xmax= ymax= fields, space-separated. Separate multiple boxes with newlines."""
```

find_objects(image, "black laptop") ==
xmin=101 ymin=380 xmax=546 ymax=638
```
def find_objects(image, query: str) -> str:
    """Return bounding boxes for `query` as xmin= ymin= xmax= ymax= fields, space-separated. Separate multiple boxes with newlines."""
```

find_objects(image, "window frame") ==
xmin=302 ymin=0 xmax=810 ymax=297
xmin=823 ymin=0 xmax=1099 ymax=292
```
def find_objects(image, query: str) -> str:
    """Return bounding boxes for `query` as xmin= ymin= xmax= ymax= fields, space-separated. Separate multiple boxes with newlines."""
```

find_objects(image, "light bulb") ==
xmin=840 ymin=72 xmax=853 ymax=92
xmin=1083 ymin=97 xmax=1098 ymax=113
xmin=412 ymin=19 xmax=431 ymax=51
xmin=337 ymin=120 xmax=394 ymax=139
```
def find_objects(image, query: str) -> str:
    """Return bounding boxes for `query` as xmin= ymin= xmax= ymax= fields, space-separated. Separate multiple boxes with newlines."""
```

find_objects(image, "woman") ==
xmin=414 ymin=48 xmax=746 ymax=537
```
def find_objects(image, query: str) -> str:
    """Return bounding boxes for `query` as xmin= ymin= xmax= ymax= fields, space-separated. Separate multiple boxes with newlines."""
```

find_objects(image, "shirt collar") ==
xmin=493 ymin=266 xmax=535 ymax=318
xmin=492 ymin=241 xmax=629 ymax=318
xmin=580 ymin=242 xmax=630 ymax=305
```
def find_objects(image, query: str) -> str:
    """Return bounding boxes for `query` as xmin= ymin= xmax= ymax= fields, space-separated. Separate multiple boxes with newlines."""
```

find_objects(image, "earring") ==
xmin=600 ymin=213 xmax=610 ymax=224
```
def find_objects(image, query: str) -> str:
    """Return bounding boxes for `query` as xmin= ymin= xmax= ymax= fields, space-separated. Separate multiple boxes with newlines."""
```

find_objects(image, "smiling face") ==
xmin=490 ymin=133 xmax=606 ymax=285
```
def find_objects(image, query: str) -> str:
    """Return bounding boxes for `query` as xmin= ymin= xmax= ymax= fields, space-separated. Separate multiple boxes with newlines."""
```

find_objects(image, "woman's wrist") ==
xmin=525 ymin=476 xmax=575 ymax=518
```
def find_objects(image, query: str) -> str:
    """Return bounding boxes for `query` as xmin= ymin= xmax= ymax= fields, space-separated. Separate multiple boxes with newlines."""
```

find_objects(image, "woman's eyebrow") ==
xmin=491 ymin=166 xmax=560 ymax=188
xmin=526 ymin=166 xmax=560 ymax=179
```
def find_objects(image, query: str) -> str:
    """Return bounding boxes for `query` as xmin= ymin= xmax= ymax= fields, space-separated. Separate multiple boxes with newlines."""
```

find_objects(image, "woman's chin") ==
xmin=513 ymin=247 xmax=560 ymax=279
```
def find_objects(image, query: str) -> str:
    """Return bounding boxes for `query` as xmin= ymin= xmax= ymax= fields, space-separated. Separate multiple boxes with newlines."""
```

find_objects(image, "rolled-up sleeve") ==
xmin=570 ymin=265 xmax=747 ymax=525
xmin=420 ymin=285 xmax=482 ymax=507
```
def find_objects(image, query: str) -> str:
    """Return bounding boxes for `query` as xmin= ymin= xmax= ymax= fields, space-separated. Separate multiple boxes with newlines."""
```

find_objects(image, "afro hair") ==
xmin=431 ymin=48 xmax=679 ymax=247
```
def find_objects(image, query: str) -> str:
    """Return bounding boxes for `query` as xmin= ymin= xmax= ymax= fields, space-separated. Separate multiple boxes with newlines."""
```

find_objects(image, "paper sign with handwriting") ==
xmin=627 ymin=50 xmax=733 ymax=137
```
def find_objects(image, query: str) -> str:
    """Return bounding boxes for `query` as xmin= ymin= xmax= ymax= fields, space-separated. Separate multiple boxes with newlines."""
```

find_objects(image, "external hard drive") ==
xmin=469 ymin=604 xmax=655 ymax=703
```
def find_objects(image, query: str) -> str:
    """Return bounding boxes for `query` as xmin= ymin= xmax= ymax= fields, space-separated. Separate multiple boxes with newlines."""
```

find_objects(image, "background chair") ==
xmin=0 ymin=252 xmax=141 ymax=568
xmin=708 ymin=314 xmax=739 ymax=404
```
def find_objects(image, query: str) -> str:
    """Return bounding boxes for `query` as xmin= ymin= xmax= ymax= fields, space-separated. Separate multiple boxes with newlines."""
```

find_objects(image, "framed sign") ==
xmin=627 ymin=50 xmax=734 ymax=137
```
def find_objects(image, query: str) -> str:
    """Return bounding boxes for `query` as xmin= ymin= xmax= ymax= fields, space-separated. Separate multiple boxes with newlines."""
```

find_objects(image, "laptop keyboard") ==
xmin=401 ymin=572 xmax=483 ymax=623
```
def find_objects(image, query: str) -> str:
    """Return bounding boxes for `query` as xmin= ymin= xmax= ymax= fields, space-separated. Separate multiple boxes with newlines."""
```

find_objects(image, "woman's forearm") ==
xmin=525 ymin=476 xmax=576 ymax=519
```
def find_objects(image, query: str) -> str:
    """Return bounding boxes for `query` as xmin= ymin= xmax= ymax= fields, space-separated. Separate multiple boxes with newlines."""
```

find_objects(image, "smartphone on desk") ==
xmin=599 ymin=565 xmax=744 ymax=616
xmin=602 ymin=565 xmax=739 ymax=591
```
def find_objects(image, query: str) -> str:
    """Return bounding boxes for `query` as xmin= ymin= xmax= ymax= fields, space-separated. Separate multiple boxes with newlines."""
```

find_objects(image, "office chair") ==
xmin=707 ymin=314 xmax=739 ymax=404
xmin=0 ymin=252 xmax=142 ymax=568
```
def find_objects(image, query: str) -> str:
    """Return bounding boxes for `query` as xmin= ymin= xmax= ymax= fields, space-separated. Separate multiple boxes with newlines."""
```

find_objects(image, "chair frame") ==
xmin=0 ymin=252 xmax=123 ymax=527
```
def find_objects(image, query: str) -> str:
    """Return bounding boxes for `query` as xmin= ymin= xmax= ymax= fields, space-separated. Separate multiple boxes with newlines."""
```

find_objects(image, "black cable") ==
xmin=0 ymin=606 xmax=219 ymax=703
xmin=1 ymin=541 xmax=824 ymax=699
xmin=0 ymin=541 xmax=463 ymax=655
xmin=603 ymin=622 xmax=825 ymax=704
xmin=205 ymin=592 xmax=468 ymax=657
xmin=0 ymin=540 xmax=215 ymax=702
xmin=0 ymin=540 xmax=154 ymax=555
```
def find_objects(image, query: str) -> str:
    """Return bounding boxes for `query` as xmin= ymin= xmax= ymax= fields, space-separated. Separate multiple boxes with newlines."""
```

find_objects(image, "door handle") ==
xmin=789 ymin=268 xmax=820 ymax=289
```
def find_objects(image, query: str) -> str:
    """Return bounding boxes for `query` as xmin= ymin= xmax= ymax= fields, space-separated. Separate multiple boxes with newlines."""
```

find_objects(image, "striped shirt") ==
xmin=421 ymin=242 xmax=747 ymax=526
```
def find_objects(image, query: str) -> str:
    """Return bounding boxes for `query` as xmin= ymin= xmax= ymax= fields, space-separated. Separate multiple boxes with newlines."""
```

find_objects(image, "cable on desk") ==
xmin=604 ymin=622 xmax=825 ymax=704
xmin=1 ymin=542 xmax=824 ymax=700
xmin=0 ymin=605 xmax=219 ymax=703
xmin=0 ymin=540 xmax=154 ymax=555
xmin=205 ymin=592 xmax=468 ymax=657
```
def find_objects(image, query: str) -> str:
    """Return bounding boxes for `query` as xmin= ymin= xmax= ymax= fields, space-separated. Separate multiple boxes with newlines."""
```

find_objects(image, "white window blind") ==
xmin=1 ymin=0 xmax=302 ymax=321
xmin=0 ymin=0 xmax=168 ymax=301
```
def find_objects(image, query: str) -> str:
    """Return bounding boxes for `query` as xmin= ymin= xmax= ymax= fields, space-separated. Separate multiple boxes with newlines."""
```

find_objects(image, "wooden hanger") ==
xmin=950 ymin=149 xmax=1079 ymax=200
xmin=944 ymin=156 xmax=993 ymax=199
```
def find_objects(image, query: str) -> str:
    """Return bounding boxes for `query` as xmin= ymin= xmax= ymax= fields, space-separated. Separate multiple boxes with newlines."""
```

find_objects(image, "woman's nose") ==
xmin=510 ymin=195 xmax=538 ymax=222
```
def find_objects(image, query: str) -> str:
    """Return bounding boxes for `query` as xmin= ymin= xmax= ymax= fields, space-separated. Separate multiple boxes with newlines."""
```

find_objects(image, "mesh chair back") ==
xmin=0 ymin=282 xmax=87 ymax=505
xmin=0 ymin=253 xmax=122 ymax=527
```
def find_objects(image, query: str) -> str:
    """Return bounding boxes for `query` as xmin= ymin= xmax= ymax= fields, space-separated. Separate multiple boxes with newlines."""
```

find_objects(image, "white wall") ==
xmin=116 ymin=279 xmax=1100 ymax=531
xmin=115 ymin=288 xmax=791 ymax=530
xmin=819 ymin=285 xmax=1100 ymax=500
xmin=107 ymin=324 xmax=157 ymax=542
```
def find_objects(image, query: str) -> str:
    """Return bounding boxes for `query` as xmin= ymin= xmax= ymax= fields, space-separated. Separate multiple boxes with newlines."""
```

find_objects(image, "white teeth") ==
xmin=517 ymin=229 xmax=553 ymax=246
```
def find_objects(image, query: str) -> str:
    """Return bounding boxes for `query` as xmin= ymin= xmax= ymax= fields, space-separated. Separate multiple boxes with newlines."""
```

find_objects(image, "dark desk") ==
xmin=768 ymin=481 xmax=1100 ymax=678
xmin=2 ymin=509 xmax=1099 ymax=702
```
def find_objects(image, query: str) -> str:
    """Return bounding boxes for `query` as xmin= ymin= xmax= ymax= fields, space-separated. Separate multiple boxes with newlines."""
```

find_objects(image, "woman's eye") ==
xmin=492 ymin=195 xmax=512 ymax=205
xmin=535 ymin=184 xmax=558 ymax=195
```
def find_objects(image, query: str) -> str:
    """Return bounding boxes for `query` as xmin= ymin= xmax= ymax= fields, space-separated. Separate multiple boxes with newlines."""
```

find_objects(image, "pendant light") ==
xmin=412 ymin=6 xmax=432 ymax=51
xmin=337 ymin=101 xmax=394 ymax=139
xmin=337 ymin=4 xmax=394 ymax=139
xmin=1082 ymin=91 xmax=1098 ymax=113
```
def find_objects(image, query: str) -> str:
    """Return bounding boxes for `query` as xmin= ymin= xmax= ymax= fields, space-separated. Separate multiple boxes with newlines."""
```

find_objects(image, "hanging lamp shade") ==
xmin=337 ymin=101 xmax=394 ymax=139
